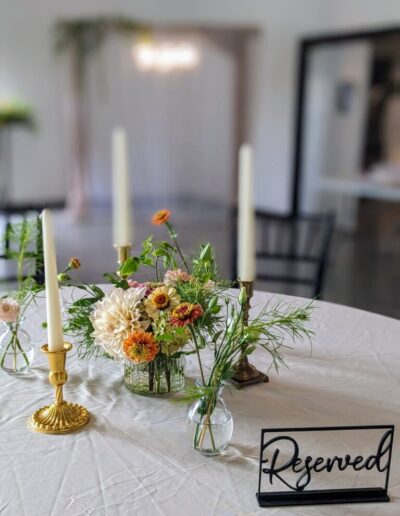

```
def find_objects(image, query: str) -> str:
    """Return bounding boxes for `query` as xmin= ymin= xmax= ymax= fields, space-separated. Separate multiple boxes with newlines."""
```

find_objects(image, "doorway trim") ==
xmin=291 ymin=25 xmax=400 ymax=215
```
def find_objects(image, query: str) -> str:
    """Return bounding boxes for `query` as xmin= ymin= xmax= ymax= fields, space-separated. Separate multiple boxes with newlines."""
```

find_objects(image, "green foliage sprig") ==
xmin=3 ymin=216 xmax=43 ymax=285
xmin=62 ymin=283 xmax=104 ymax=359
xmin=1 ymin=216 xmax=44 ymax=315
xmin=183 ymin=291 xmax=314 ymax=399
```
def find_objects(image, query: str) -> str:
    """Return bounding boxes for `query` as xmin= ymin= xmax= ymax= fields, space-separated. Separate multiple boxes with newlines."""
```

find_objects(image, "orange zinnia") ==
xmin=170 ymin=302 xmax=204 ymax=327
xmin=123 ymin=330 xmax=159 ymax=364
xmin=68 ymin=256 xmax=81 ymax=269
xmin=152 ymin=209 xmax=171 ymax=225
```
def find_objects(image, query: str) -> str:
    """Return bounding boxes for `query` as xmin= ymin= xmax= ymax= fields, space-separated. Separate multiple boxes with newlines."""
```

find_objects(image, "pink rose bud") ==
xmin=0 ymin=298 xmax=20 ymax=323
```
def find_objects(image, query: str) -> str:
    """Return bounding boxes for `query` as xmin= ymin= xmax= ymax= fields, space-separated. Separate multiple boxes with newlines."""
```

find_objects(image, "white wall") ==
xmin=87 ymin=31 xmax=236 ymax=206
xmin=301 ymin=42 xmax=371 ymax=229
xmin=325 ymin=0 xmax=400 ymax=29
xmin=0 ymin=0 xmax=330 ymax=212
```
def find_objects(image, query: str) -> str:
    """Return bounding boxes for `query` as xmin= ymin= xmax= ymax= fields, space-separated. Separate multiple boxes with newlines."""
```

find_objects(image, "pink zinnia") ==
xmin=128 ymin=280 xmax=152 ymax=297
xmin=164 ymin=269 xmax=192 ymax=286
xmin=0 ymin=298 xmax=20 ymax=323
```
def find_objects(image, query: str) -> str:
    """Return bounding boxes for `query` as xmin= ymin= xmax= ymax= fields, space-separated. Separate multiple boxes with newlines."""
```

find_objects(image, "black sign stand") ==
xmin=257 ymin=425 xmax=394 ymax=508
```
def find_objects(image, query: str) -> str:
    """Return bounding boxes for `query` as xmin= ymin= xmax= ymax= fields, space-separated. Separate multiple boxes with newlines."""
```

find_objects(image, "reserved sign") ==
xmin=257 ymin=425 xmax=394 ymax=508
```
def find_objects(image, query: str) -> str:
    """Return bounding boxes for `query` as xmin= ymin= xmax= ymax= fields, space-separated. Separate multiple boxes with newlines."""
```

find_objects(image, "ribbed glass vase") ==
xmin=124 ymin=355 xmax=185 ymax=395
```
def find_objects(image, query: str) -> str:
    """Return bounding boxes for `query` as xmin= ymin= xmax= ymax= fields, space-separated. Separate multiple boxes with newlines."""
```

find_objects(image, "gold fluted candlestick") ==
xmin=28 ymin=343 xmax=90 ymax=434
xmin=114 ymin=243 xmax=131 ymax=276
xmin=231 ymin=280 xmax=269 ymax=388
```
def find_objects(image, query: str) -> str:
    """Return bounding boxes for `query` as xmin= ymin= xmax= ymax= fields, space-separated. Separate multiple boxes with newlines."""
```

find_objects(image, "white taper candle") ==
xmin=237 ymin=144 xmax=256 ymax=282
xmin=112 ymin=128 xmax=132 ymax=246
xmin=41 ymin=209 xmax=64 ymax=351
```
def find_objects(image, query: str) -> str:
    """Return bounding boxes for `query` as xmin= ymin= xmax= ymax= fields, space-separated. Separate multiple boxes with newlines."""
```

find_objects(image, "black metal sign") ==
xmin=257 ymin=425 xmax=394 ymax=508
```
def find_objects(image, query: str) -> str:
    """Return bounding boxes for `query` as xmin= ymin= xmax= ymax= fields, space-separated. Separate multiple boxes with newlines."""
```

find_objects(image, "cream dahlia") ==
xmin=90 ymin=287 xmax=147 ymax=360
xmin=144 ymin=286 xmax=180 ymax=321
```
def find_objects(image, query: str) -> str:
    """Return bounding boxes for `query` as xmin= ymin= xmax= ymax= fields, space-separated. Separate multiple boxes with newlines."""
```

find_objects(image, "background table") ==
xmin=1 ymin=289 xmax=400 ymax=515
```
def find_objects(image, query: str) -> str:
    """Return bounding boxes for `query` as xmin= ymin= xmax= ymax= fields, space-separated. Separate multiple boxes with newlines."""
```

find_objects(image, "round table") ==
xmin=1 ymin=290 xmax=399 ymax=515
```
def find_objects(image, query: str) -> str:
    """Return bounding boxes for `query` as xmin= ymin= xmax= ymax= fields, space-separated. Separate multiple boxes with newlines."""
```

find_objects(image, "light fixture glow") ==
xmin=133 ymin=42 xmax=200 ymax=72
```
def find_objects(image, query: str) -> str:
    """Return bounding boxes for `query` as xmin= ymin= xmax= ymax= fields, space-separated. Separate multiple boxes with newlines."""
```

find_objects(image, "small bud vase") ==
xmin=186 ymin=381 xmax=233 ymax=456
xmin=0 ymin=320 xmax=35 ymax=375
xmin=124 ymin=354 xmax=185 ymax=395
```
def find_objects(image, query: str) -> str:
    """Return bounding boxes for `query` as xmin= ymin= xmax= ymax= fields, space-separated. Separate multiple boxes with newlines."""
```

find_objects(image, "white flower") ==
xmin=0 ymin=298 xmax=20 ymax=323
xmin=90 ymin=287 xmax=147 ymax=361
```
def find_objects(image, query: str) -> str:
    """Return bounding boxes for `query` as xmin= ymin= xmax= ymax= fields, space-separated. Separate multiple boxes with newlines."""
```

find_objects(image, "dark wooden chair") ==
xmin=0 ymin=208 xmax=44 ymax=285
xmin=231 ymin=210 xmax=335 ymax=298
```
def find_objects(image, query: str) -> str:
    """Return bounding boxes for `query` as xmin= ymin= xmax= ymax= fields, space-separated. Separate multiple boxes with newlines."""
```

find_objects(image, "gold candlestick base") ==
xmin=231 ymin=355 xmax=269 ymax=388
xmin=28 ymin=343 xmax=90 ymax=435
xmin=114 ymin=244 xmax=131 ymax=276
xmin=230 ymin=280 xmax=269 ymax=389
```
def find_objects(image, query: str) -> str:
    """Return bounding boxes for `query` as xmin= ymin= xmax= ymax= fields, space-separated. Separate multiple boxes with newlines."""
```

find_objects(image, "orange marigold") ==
xmin=152 ymin=209 xmax=171 ymax=225
xmin=170 ymin=302 xmax=204 ymax=327
xmin=123 ymin=330 xmax=159 ymax=364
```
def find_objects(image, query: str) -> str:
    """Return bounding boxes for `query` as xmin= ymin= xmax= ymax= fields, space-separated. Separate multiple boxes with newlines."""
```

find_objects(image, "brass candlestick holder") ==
xmin=28 ymin=343 xmax=90 ymax=434
xmin=114 ymin=243 xmax=131 ymax=276
xmin=231 ymin=280 xmax=269 ymax=388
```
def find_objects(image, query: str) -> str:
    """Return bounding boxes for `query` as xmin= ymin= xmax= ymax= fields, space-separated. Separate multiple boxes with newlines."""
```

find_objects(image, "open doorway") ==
xmin=293 ymin=27 xmax=400 ymax=317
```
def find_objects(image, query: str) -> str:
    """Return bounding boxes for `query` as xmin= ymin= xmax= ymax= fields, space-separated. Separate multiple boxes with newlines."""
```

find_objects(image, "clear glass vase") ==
xmin=124 ymin=354 xmax=185 ymax=395
xmin=0 ymin=320 xmax=34 ymax=375
xmin=186 ymin=383 xmax=233 ymax=456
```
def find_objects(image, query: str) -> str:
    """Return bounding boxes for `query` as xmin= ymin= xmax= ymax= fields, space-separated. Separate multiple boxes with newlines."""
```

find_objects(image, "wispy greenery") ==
xmin=185 ymin=292 xmax=314 ymax=397
xmin=1 ymin=215 xmax=45 ymax=316
xmin=0 ymin=216 xmax=44 ymax=370
xmin=3 ymin=216 xmax=43 ymax=285
xmin=180 ymin=288 xmax=314 ymax=454
xmin=62 ymin=283 xmax=104 ymax=359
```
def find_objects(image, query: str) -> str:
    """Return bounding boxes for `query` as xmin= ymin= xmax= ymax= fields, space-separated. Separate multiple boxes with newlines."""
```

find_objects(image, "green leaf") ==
xmin=157 ymin=332 xmax=175 ymax=341
xmin=207 ymin=295 xmax=218 ymax=310
xmin=140 ymin=257 xmax=153 ymax=266
xmin=72 ymin=297 xmax=99 ymax=307
xmin=91 ymin=285 xmax=105 ymax=298
xmin=119 ymin=257 xmax=140 ymax=276
xmin=200 ymin=243 xmax=212 ymax=261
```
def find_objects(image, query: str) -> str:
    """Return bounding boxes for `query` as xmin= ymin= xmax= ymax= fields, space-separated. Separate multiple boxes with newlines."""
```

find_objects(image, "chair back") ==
xmin=231 ymin=210 xmax=334 ymax=298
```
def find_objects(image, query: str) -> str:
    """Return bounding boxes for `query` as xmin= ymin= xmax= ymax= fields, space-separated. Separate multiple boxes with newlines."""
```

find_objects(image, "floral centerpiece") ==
xmin=62 ymin=209 xmax=314 ymax=454
xmin=89 ymin=282 xmax=193 ymax=394
xmin=63 ymin=210 xmax=226 ymax=395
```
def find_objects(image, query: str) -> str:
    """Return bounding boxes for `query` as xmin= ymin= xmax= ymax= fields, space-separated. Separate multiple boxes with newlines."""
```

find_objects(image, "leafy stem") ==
xmin=165 ymin=221 xmax=190 ymax=273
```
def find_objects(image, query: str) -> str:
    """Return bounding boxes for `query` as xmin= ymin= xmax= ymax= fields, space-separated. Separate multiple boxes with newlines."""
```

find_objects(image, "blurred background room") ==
xmin=1 ymin=0 xmax=400 ymax=318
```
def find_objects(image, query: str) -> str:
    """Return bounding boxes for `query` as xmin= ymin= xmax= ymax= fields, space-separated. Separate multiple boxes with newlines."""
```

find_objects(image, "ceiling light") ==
xmin=132 ymin=42 xmax=200 ymax=72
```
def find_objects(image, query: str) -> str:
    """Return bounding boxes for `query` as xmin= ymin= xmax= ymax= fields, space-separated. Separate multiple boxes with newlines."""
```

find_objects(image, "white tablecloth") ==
xmin=1 ymin=289 xmax=400 ymax=516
